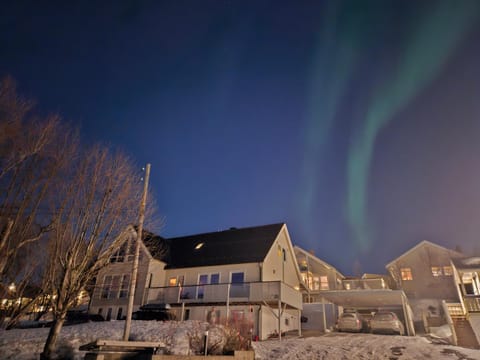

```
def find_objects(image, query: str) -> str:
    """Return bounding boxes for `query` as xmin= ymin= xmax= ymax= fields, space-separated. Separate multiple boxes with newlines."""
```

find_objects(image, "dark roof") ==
xmin=158 ymin=223 xmax=285 ymax=269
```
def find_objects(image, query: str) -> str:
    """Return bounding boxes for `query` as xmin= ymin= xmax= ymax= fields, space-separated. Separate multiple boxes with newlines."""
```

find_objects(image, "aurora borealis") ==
xmin=2 ymin=1 xmax=480 ymax=273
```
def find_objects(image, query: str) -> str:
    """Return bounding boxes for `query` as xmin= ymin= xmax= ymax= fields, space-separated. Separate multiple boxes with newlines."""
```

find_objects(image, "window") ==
xmin=197 ymin=274 xmax=208 ymax=299
xmin=211 ymin=273 xmax=220 ymax=284
xmin=431 ymin=266 xmax=442 ymax=277
xmin=119 ymin=275 xmax=130 ymax=298
xmin=117 ymin=307 xmax=123 ymax=320
xmin=101 ymin=276 xmax=112 ymax=299
xmin=320 ymin=276 xmax=329 ymax=290
xmin=443 ymin=266 xmax=453 ymax=276
xmin=110 ymin=240 xmax=134 ymax=263
xmin=230 ymin=272 xmax=248 ymax=297
xmin=101 ymin=274 xmax=129 ymax=299
xmin=169 ymin=277 xmax=177 ymax=286
xmin=400 ymin=268 xmax=413 ymax=281
xmin=196 ymin=274 xmax=219 ymax=299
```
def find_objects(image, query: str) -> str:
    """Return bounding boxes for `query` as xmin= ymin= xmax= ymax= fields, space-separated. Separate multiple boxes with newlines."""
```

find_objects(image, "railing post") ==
xmin=226 ymin=283 xmax=231 ymax=324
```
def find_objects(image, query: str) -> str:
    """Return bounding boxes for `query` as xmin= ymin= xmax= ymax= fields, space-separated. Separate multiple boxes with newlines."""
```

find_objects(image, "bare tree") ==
xmin=0 ymin=77 xmax=71 ymax=325
xmin=40 ymin=145 xmax=152 ymax=359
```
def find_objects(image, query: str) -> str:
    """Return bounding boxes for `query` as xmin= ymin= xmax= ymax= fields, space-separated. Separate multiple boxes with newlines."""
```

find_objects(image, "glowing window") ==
xmin=443 ymin=266 xmax=453 ymax=276
xmin=320 ymin=276 xmax=329 ymax=290
xmin=169 ymin=277 xmax=177 ymax=286
xmin=401 ymin=268 xmax=413 ymax=281
xmin=431 ymin=267 xmax=442 ymax=277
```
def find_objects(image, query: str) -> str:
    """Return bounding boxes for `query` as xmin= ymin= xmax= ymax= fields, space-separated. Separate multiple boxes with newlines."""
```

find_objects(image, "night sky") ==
xmin=2 ymin=0 xmax=480 ymax=275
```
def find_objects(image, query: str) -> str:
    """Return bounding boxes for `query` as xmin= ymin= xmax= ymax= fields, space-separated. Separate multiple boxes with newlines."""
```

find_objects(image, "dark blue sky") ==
xmin=2 ymin=0 xmax=480 ymax=274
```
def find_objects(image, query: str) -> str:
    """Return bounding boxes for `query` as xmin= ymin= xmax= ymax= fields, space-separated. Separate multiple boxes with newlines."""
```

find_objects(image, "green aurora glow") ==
xmin=347 ymin=1 xmax=480 ymax=251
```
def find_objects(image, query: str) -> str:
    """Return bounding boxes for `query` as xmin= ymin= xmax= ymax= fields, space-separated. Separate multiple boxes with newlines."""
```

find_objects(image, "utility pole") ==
xmin=123 ymin=163 xmax=151 ymax=341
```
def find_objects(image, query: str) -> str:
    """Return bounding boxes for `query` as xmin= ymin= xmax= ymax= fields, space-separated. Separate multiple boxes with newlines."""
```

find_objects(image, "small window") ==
xmin=169 ymin=277 xmax=177 ymax=286
xmin=431 ymin=267 xmax=442 ymax=277
xmin=443 ymin=266 xmax=453 ymax=276
xmin=400 ymin=268 xmax=413 ymax=281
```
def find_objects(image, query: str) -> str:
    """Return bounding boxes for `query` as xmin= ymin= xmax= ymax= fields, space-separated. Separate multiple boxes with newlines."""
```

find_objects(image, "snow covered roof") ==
xmin=385 ymin=240 xmax=463 ymax=269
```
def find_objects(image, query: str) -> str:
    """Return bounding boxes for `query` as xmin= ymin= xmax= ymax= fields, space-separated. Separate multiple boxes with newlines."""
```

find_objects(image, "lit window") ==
xmin=401 ymin=268 xmax=413 ymax=281
xmin=169 ymin=277 xmax=177 ymax=286
xmin=320 ymin=276 xmax=329 ymax=290
xmin=431 ymin=267 xmax=442 ymax=277
xmin=443 ymin=266 xmax=453 ymax=276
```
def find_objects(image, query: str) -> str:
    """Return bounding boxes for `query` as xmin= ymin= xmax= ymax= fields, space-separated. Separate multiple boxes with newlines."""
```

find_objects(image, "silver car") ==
xmin=336 ymin=312 xmax=367 ymax=333
xmin=370 ymin=311 xmax=404 ymax=335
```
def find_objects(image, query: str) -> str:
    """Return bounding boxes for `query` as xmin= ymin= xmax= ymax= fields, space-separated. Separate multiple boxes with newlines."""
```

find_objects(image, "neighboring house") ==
xmin=89 ymin=226 xmax=168 ymax=321
xmin=386 ymin=240 xmax=463 ymax=302
xmin=385 ymin=241 xmax=471 ymax=339
xmin=89 ymin=223 xmax=303 ymax=340
xmin=294 ymin=246 xmax=415 ymax=335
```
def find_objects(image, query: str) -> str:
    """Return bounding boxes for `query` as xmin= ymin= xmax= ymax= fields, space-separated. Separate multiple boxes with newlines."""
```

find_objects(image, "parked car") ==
xmin=336 ymin=312 xmax=368 ymax=333
xmin=65 ymin=311 xmax=104 ymax=326
xmin=370 ymin=311 xmax=404 ymax=335
xmin=133 ymin=303 xmax=176 ymax=321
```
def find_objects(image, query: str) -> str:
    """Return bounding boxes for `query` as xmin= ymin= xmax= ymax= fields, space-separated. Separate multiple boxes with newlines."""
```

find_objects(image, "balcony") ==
xmin=342 ymin=278 xmax=387 ymax=290
xmin=464 ymin=295 xmax=480 ymax=313
xmin=145 ymin=281 xmax=302 ymax=309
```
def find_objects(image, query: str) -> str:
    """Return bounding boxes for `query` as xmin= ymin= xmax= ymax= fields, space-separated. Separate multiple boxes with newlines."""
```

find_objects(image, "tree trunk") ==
xmin=40 ymin=316 xmax=65 ymax=360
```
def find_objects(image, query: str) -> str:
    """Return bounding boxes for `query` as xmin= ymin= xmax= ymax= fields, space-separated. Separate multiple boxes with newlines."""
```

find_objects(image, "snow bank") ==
xmin=2 ymin=321 xmax=480 ymax=360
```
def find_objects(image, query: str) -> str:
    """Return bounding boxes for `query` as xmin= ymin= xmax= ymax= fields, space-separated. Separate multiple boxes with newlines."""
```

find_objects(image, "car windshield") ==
xmin=374 ymin=313 xmax=394 ymax=321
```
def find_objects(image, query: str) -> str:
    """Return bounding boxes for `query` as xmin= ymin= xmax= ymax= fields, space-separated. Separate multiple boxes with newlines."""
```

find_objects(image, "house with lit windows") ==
xmin=295 ymin=245 xmax=416 ymax=336
xmin=386 ymin=240 xmax=480 ymax=347
xmin=89 ymin=223 xmax=303 ymax=340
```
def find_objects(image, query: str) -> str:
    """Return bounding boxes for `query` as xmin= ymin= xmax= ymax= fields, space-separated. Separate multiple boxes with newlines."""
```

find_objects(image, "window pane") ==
xmin=400 ymin=268 xmax=413 ymax=281
xmin=101 ymin=276 xmax=112 ymax=299
xmin=443 ymin=266 xmax=453 ymax=276
xmin=119 ymin=275 xmax=130 ymax=298
xmin=169 ymin=277 xmax=177 ymax=286
xmin=431 ymin=267 xmax=442 ymax=277
xmin=231 ymin=272 xmax=244 ymax=283
xmin=198 ymin=274 xmax=208 ymax=299
xmin=211 ymin=273 xmax=220 ymax=284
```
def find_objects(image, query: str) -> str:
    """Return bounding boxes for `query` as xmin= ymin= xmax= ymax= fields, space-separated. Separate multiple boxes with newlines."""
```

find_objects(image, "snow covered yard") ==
xmin=1 ymin=321 xmax=480 ymax=360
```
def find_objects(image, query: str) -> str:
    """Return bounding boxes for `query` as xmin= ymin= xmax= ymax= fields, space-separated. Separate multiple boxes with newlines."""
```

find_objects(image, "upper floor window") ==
xmin=400 ymin=268 xmax=413 ymax=281
xmin=100 ymin=274 xmax=129 ymax=299
xmin=443 ymin=266 xmax=453 ymax=276
xmin=320 ymin=276 xmax=329 ymax=290
xmin=431 ymin=266 xmax=442 ymax=277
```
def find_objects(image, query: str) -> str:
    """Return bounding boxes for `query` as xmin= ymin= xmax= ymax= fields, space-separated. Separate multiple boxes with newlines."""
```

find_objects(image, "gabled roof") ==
xmin=294 ymin=245 xmax=344 ymax=279
xmin=162 ymin=223 xmax=285 ymax=269
xmin=385 ymin=240 xmax=463 ymax=269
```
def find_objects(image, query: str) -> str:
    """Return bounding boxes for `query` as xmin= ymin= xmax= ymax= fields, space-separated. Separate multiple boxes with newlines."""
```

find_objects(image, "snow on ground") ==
xmin=1 ymin=321 xmax=480 ymax=360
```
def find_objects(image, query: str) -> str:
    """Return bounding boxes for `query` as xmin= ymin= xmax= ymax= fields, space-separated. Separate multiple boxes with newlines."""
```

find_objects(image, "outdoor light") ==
xmin=195 ymin=242 xmax=204 ymax=250
xmin=8 ymin=283 xmax=15 ymax=293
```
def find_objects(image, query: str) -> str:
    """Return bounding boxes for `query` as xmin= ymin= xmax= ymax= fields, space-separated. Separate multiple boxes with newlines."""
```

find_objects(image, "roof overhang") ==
xmin=317 ymin=290 xmax=407 ymax=308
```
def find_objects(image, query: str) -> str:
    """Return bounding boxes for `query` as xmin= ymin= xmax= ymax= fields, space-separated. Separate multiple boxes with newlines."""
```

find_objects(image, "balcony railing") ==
xmin=145 ymin=281 xmax=302 ymax=309
xmin=464 ymin=295 xmax=480 ymax=313
xmin=342 ymin=278 xmax=387 ymax=290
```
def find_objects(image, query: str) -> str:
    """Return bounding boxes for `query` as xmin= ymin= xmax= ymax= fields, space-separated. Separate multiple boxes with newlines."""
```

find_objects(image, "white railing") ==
xmin=464 ymin=295 xmax=480 ymax=313
xmin=342 ymin=278 xmax=387 ymax=290
xmin=145 ymin=281 xmax=302 ymax=309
